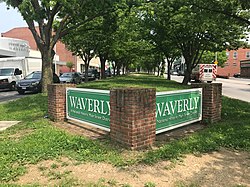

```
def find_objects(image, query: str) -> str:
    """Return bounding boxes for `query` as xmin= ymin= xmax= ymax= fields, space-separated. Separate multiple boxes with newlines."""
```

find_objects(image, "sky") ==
xmin=0 ymin=2 xmax=27 ymax=34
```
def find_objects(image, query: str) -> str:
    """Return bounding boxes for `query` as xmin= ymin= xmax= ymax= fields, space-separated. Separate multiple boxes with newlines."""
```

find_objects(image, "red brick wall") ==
xmin=217 ymin=48 xmax=250 ymax=77
xmin=192 ymin=83 xmax=222 ymax=123
xmin=47 ymin=85 xmax=222 ymax=149
xmin=2 ymin=27 xmax=76 ymax=71
xmin=110 ymin=88 xmax=156 ymax=150
xmin=48 ymin=84 xmax=76 ymax=122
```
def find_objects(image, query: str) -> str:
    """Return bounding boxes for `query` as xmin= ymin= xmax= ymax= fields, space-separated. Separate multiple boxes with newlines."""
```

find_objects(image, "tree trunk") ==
xmin=99 ymin=55 xmax=106 ymax=79
xmin=117 ymin=65 xmax=121 ymax=75
xmin=157 ymin=66 xmax=160 ymax=76
xmin=41 ymin=50 xmax=53 ymax=93
xmin=182 ymin=60 xmax=192 ymax=85
xmin=167 ymin=61 xmax=171 ymax=80
xmin=112 ymin=62 xmax=116 ymax=76
xmin=84 ymin=62 xmax=90 ymax=83
xmin=122 ymin=66 xmax=125 ymax=75
xmin=116 ymin=61 xmax=121 ymax=76
xmin=160 ymin=61 xmax=165 ymax=78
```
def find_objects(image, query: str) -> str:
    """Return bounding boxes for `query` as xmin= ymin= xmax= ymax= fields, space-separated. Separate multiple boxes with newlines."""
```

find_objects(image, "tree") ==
xmin=149 ymin=0 xmax=246 ymax=84
xmin=2 ymin=0 xmax=118 ymax=92
xmin=189 ymin=0 xmax=250 ymax=26
xmin=108 ymin=1 xmax=156 ymax=75
xmin=142 ymin=1 xmax=181 ymax=80
xmin=62 ymin=24 xmax=98 ymax=82
xmin=200 ymin=50 xmax=227 ymax=67
xmin=66 ymin=61 xmax=74 ymax=72
xmin=95 ymin=11 xmax=119 ymax=79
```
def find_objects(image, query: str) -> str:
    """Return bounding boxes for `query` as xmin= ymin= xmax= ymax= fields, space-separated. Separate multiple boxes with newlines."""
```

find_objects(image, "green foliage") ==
xmin=144 ymin=182 xmax=156 ymax=187
xmin=66 ymin=61 xmax=74 ymax=71
xmin=200 ymin=50 xmax=228 ymax=67
xmin=143 ymin=0 xmax=247 ymax=84
xmin=2 ymin=0 xmax=120 ymax=92
xmin=107 ymin=2 xmax=156 ymax=74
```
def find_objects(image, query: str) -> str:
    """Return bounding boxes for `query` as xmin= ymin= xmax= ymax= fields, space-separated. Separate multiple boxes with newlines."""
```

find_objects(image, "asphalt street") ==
xmin=0 ymin=89 xmax=27 ymax=103
xmin=171 ymin=75 xmax=250 ymax=103
xmin=216 ymin=77 xmax=250 ymax=103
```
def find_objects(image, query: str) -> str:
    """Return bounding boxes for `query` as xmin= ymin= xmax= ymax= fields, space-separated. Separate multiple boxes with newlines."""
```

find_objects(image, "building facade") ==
xmin=1 ymin=27 xmax=102 ymax=74
xmin=0 ymin=37 xmax=29 ymax=58
xmin=1 ymin=27 xmax=76 ymax=74
xmin=217 ymin=48 xmax=250 ymax=77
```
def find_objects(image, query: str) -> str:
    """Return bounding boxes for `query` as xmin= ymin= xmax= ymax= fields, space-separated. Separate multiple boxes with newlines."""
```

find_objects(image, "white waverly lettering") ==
xmin=69 ymin=96 xmax=110 ymax=115
xmin=156 ymin=97 xmax=200 ymax=117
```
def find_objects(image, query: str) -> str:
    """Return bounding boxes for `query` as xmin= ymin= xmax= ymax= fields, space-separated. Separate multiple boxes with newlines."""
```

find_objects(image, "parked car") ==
xmin=233 ymin=73 xmax=240 ymax=78
xmin=177 ymin=71 xmax=185 ymax=76
xmin=171 ymin=71 xmax=178 ymax=75
xmin=16 ymin=71 xmax=60 ymax=94
xmin=82 ymin=69 xmax=100 ymax=80
xmin=59 ymin=72 xmax=82 ymax=84
xmin=105 ymin=69 xmax=112 ymax=77
xmin=77 ymin=72 xmax=85 ymax=81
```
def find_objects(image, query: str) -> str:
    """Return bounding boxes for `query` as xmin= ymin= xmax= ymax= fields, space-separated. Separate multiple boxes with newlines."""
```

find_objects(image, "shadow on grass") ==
xmin=141 ymin=96 xmax=250 ymax=164
xmin=0 ymin=93 xmax=48 ymax=122
xmin=78 ymin=74 xmax=189 ymax=91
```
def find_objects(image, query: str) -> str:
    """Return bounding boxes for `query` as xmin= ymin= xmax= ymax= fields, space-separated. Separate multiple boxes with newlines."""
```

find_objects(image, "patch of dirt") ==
xmin=53 ymin=120 xmax=109 ymax=140
xmin=13 ymin=122 xmax=250 ymax=186
xmin=7 ymin=129 xmax=34 ymax=140
xmin=15 ymin=149 xmax=250 ymax=187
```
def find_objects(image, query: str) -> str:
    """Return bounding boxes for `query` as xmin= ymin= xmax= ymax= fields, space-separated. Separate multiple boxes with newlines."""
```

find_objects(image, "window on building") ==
xmin=226 ymin=52 xmax=229 ymax=59
xmin=225 ymin=62 xmax=229 ymax=66
xmin=233 ymin=61 xmax=237 ymax=66
xmin=233 ymin=52 xmax=238 ymax=59
xmin=246 ymin=51 xmax=250 ymax=59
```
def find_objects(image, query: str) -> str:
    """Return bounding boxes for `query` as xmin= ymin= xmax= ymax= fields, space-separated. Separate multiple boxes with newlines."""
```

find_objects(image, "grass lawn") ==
xmin=77 ymin=73 xmax=190 ymax=91
xmin=0 ymin=74 xmax=249 ymax=185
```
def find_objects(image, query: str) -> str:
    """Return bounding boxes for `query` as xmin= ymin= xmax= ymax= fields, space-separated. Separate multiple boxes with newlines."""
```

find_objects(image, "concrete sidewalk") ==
xmin=0 ymin=121 xmax=20 ymax=131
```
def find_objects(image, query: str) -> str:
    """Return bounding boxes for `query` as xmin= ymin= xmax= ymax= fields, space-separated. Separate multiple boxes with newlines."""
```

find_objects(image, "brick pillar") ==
xmin=110 ymin=88 xmax=156 ymax=150
xmin=191 ymin=83 xmax=222 ymax=123
xmin=48 ymin=84 xmax=76 ymax=122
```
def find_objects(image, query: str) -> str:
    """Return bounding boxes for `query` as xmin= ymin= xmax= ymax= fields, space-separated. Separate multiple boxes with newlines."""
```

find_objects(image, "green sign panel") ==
xmin=66 ymin=88 xmax=110 ymax=131
xmin=66 ymin=88 xmax=202 ymax=134
xmin=156 ymin=88 xmax=202 ymax=134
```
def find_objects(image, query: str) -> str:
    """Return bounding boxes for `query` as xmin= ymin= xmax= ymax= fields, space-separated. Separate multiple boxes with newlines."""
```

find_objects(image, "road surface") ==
xmin=171 ymin=75 xmax=250 ymax=103
xmin=216 ymin=77 xmax=250 ymax=103
xmin=0 ymin=89 xmax=27 ymax=103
